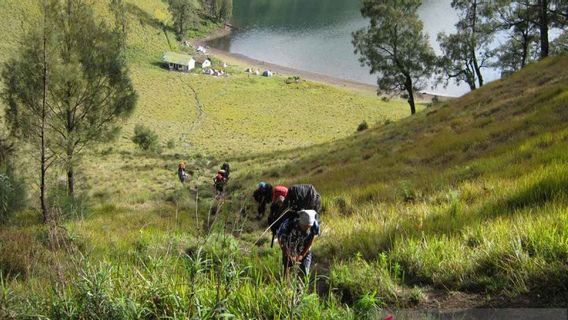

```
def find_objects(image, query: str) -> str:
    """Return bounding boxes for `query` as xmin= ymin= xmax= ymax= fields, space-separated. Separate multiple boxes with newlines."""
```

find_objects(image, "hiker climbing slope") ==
xmin=213 ymin=170 xmax=227 ymax=198
xmin=253 ymin=182 xmax=273 ymax=219
xmin=278 ymin=210 xmax=319 ymax=278
xmin=268 ymin=185 xmax=289 ymax=247
xmin=178 ymin=161 xmax=189 ymax=183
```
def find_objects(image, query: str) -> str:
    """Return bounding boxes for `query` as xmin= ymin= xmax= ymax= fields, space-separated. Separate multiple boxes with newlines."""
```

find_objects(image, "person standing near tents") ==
xmin=277 ymin=210 xmax=319 ymax=278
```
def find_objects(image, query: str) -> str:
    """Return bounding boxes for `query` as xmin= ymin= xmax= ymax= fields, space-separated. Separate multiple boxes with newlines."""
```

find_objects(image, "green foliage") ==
xmin=131 ymin=124 xmax=160 ymax=152
xmin=167 ymin=0 xmax=201 ymax=39
xmin=166 ymin=138 xmax=176 ymax=149
xmin=436 ymin=0 xmax=494 ymax=90
xmin=353 ymin=0 xmax=436 ymax=114
xmin=356 ymin=120 xmax=368 ymax=132
xmin=48 ymin=185 xmax=89 ymax=220
xmin=0 ymin=169 xmax=25 ymax=223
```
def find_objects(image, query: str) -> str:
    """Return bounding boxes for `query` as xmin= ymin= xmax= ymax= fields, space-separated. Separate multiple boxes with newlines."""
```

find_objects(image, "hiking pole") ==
xmin=253 ymin=208 xmax=291 ymax=247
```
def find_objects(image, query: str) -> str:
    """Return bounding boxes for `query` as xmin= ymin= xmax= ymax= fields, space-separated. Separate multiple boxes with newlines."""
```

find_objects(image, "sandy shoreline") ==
xmin=190 ymin=27 xmax=441 ymax=100
xmin=190 ymin=27 xmax=380 ymax=94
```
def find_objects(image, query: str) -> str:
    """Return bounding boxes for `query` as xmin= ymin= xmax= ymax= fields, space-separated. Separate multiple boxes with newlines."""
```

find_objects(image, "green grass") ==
xmin=1 ymin=0 xmax=568 ymax=317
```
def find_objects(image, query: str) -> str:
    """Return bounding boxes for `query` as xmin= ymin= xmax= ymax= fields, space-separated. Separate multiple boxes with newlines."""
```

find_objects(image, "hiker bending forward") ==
xmin=277 ymin=210 xmax=319 ymax=278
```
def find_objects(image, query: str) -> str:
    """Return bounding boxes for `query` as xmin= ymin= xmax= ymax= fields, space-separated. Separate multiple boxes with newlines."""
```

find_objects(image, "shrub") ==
xmin=131 ymin=125 xmax=160 ymax=152
xmin=48 ymin=185 xmax=90 ymax=220
xmin=0 ymin=168 xmax=26 ymax=223
xmin=357 ymin=121 xmax=369 ymax=132
xmin=166 ymin=139 xmax=176 ymax=149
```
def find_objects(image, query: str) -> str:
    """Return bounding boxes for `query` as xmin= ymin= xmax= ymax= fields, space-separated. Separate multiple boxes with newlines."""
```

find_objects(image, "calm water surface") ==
xmin=209 ymin=0 xmax=501 ymax=96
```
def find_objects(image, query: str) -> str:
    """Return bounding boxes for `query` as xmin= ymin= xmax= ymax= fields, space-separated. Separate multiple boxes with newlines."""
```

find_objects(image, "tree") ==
xmin=48 ymin=0 xmax=137 ymax=196
xmin=514 ymin=0 xmax=567 ymax=59
xmin=551 ymin=29 xmax=568 ymax=54
xmin=109 ymin=0 xmax=128 ymax=50
xmin=131 ymin=125 xmax=160 ymax=152
xmin=218 ymin=0 xmax=233 ymax=22
xmin=490 ymin=0 xmax=539 ymax=72
xmin=352 ymin=0 xmax=435 ymax=115
xmin=437 ymin=0 xmax=494 ymax=90
xmin=3 ymin=0 xmax=137 ymax=203
xmin=2 ymin=0 xmax=58 ymax=222
xmin=167 ymin=0 xmax=199 ymax=39
xmin=436 ymin=31 xmax=480 ymax=90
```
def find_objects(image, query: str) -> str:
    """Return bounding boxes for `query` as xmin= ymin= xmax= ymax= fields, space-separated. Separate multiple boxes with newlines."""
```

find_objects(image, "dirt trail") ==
xmin=182 ymin=79 xmax=206 ymax=133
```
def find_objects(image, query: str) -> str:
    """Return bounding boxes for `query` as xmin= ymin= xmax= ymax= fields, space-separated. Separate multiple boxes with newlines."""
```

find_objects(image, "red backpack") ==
xmin=272 ymin=185 xmax=288 ymax=202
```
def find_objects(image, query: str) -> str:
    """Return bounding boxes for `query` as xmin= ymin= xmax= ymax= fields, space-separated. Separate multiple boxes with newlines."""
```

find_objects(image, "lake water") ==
xmin=208 ymin=0 xmax=502 ymax=96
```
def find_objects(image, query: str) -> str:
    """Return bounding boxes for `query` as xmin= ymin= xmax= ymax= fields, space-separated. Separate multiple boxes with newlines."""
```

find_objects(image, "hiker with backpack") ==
xmin=213 ymin=170 xmax=227 ymax=197
xmin=178 ymin=161 xmax=188 ymax=183
xmin=268 ymin=185 xmax=289 ymax=247
xmin=253 ymin=182 xmax=273 ymax=219
xmin=278 ymin=209 xmax=319 ymax=278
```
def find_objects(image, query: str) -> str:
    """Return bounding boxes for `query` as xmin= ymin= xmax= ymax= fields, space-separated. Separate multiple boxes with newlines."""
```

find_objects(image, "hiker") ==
xmin=278 ymin=210 xmax=319 ymax=278
xmin=214 ymin=170 xmax=227 ymax=197
xmin=268 ymin=185 xmax=289 ymax=247
xmin=178 ymin=161 xmax=188 ymax=183
xmin=253 ymin=182 xmax=272 ymax=219
xmin=221 ymin=162 xmax=231 ymax=180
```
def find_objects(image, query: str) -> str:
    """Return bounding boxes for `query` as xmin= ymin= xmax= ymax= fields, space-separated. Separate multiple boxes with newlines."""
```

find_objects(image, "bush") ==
xmin=357 ymin=121 xmax=369 ymax=132
xmin=166 ymin=139 xmax=176 ymax=149
xmin=131 ymin=125 xmax=160 ymax=152
xmin=48 ymin=185 xmax=90 ymax=220
xmin=0 ymin=167 xmax=26 ymax=223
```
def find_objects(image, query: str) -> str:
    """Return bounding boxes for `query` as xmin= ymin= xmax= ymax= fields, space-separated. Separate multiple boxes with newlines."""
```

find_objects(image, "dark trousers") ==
xmin=282 ymin=250 xmax=313 ymax=276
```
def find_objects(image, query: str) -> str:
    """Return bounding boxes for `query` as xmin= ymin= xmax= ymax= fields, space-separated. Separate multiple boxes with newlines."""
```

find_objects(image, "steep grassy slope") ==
xmin=1 ymin=0 xmax=568 ymax=318
xmin=234 ymin=56 xmax=568 ymax=305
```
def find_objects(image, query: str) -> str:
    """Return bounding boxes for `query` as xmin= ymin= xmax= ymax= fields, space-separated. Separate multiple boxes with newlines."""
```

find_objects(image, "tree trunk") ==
xmin=405 ymin=76 xmax=416 ymax=115
xmin=40 ymin=3 xmax=49 ymax=223
xmin=538 ymin=0 xmax=549 ymax=59
xmin=471 ymin=0 xmax=484 ymax=88
xmin=67 ymin=164 xmax=74 ymax=196
xmin=521 ymin=32 xmax=529 ymax=68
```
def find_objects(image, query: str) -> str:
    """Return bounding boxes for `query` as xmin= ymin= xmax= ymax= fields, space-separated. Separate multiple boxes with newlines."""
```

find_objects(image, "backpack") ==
xmin=272 ymin=185 xmax=288 ymax=202
xmin=215 ymin=173 xmax=225 ymax=184
xmin=284 ymin=184 xmax=321 ymax=212
xmin=221 ymin=162 xmax=231 ymax=176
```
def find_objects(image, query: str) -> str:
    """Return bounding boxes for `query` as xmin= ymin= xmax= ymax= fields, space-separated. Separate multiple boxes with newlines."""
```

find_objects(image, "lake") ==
xmin=208 ymin=0 xmax=502 ymax=96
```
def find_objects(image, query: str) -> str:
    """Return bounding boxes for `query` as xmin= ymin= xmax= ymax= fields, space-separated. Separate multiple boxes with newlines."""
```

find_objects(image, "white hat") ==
xmin=298 ymin=210 xmax=317 ymax=226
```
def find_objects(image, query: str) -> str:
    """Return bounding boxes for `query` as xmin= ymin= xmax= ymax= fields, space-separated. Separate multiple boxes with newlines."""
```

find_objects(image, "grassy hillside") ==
xmin=237 ymin=55 xmax=568 ymax=306
xmin=1 ymin=0 xmax=568 ymax=318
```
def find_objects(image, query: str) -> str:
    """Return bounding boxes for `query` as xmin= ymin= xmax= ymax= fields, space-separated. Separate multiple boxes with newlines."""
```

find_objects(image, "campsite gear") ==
xmin=278 ymin=215 xmax=319 ymax=276
xmin=284 ymin=184 xmax=322 ymax=214
xmin=221 ymin=162 xmax=231 ymax=179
